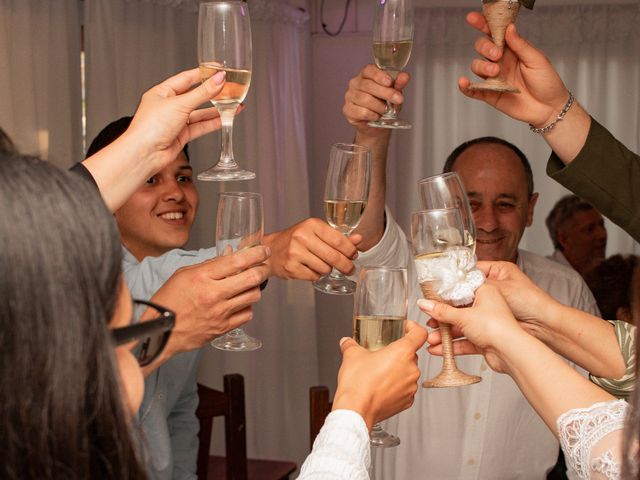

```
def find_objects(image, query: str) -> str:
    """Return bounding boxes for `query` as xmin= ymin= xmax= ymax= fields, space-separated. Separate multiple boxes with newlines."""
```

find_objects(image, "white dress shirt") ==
xmin=355 ymin=210 xmax=600 ymax=480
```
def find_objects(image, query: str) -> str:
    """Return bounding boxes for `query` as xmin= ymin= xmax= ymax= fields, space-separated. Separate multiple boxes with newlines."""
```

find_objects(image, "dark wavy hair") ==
xmin=584 ymin=254 xmax=638 ymax=322
xmin=0 ymin=153 xmax=148 ymax=479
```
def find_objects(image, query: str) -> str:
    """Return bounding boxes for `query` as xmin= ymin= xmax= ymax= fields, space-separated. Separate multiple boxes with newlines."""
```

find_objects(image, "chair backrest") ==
xmin=309 ymin=385 xmax=332 ymax=450
xmin=197 ymin=374 xmax=248 ymax=480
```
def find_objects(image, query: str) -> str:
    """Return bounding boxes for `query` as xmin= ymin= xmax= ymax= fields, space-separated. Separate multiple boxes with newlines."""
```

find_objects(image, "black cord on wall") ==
xmin=320 ymin=0 xmax=352 ymax=36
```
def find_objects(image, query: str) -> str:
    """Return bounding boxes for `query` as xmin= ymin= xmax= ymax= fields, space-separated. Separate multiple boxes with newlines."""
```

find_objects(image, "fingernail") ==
xmin=339 ymin=337 xmax=350 ymax=346
xmin=383 ymin=75 xmax=393 ymax=87
xmin=392 ymin=94 xmax=403 ymax=104
xmin=264 ymin=246 xmax=272 ymax=257
xmin=417 ymin=299 xmax=435 ymax=311
xmin=352 ymin=251 xmax=359 ymax=260
xmin=213 ymin=71 xmax=226 ymax=84
xmin=490 ymin=47 xmax=500 ymax=59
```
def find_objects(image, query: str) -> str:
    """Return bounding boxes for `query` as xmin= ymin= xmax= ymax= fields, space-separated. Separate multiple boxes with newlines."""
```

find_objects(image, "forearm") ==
xmin=537 ymin=100 xmax=592 ymax=166
xmin=82 ymin=130 xmax=162 ymax=212
xmin=500 ymin=329 xmax=615 ymax=436
xmin=352 ymin=130 xmax=390 ymax=252
xmin=531 ymin=304 xmax=625 ymax=378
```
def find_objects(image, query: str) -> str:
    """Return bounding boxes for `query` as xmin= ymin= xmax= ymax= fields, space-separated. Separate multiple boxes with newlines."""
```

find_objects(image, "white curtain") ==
xmin=0 ymin=0 xmax=81 ymax=166
xmin=85 ymin=0 xmax=316 ymax=468
xmin=394 ymin=3 xmax=640 ymax=256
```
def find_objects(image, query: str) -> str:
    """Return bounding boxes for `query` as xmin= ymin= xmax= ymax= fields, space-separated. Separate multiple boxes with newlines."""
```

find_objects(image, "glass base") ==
xmin=422 ymin=369 xmax=481 ymax=388
xmin=312 ymin=275 xmax=356 ymax=295
xmin=211 ymin=328 xmax=262 ymax=351
xmin=370 ymin=425 xmax=400 ymax=448
xmin=197 ymin=164 xmax=256 ymax=182
xmin=467 ymin=79 xmax=520 ymax=94
xmin=367 ymin=118 xmax=412 ymax=130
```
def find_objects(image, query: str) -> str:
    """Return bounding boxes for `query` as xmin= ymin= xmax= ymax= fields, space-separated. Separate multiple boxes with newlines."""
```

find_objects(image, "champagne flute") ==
xmin=313 ymin=143 xmax=371 ymax=295
xmin=353 ymin=266 xmax=408 ymax=448
xmin=418 ymin=172 xmax=476 ymax=253
xmin=211 ymin=192 xmax=263 ymax=351
xmin=368 ymin=0 xmax=414 ymax=130
xmin=411 ymin=209 xmax=481 ymax=387
xmin=198 ymin=2 xmax=255 ymax=181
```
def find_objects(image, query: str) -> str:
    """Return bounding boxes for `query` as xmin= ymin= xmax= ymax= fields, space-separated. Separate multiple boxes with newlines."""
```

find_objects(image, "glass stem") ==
xmin=329 ymin=230 xmax=352 ymax=279
xmin=440 ymin=323 xmax=458 ymax=371
xmin=218 ymin=104 xmax=239 ymax=169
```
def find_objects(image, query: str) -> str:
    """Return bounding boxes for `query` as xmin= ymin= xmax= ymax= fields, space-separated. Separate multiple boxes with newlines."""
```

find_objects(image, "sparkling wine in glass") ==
xmin=198 ymin=1 xmax=255 ymax=181
xmin=313 ymin=143 xmax=371 ymax=295
xmin=411 ymin=209 xmax=481 ymax=387
xmin=418 ymin=172 xmax=476 ymax=253
xmin=353 ymin=266 xmax=408 ymax=447
xmin=368 ymin=0 xmax=414 ymax=130
xmin=211 ymin=192 xmax=263 ymax=351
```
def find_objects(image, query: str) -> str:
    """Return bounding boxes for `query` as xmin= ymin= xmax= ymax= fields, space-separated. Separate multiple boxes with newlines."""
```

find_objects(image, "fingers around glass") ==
xmin=211 ymin=191 xmax=263 ymax=351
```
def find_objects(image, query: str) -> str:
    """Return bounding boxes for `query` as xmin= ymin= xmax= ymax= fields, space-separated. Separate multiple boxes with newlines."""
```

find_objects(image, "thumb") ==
xmin=417 ymin=299 xmax=461 ymax=329
xmin=339 ymin=337 xmax=360 ymax=355
xmin=504 ymin=24 xmax=546 ymax=66
xmin=180 ymin=71 xmax=226 ymax=110
xmin=400 ymin=320 xmax=428 ymax=351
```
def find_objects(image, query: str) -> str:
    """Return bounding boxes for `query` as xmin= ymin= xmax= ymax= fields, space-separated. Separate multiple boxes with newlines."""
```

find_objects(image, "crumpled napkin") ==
xmin=414 ymin=247 xmax=485 ymax=306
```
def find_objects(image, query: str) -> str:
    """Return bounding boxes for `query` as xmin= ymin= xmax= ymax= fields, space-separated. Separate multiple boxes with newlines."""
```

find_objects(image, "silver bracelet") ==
xmin=529 ymin=92 xmax=575 ymax=135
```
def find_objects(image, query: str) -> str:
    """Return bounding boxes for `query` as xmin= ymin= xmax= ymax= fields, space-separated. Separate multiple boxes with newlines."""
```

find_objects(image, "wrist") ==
xmin=332 ymin=389 xmax=376 ymax=431
xmin=529 ymin=91 xmax=574 ymax=134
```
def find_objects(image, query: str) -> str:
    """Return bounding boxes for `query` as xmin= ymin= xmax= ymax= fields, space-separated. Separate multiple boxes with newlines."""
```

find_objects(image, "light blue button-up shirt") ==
xmin=123 ymin=246 xmax=216 ymax=480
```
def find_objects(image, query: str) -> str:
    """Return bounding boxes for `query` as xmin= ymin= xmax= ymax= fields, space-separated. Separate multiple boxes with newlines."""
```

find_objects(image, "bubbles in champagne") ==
xmin=325 ymin=200 xmax=367 ymax=235
xmin=199 ymin=63 xmax=252 ymax=105
xmin=353 ymin=315 xmax=405 ymax=351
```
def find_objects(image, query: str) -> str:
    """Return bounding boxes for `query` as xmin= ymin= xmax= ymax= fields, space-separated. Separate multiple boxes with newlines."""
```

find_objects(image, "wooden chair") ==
xmin=308 ymin=385 xmax=332 ymax=450
xmin=196 ymin=374 xmax=297 ymax=480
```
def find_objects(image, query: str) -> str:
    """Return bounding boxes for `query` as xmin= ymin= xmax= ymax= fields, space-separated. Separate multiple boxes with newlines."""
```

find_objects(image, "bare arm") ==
xmin=342 ymin=65 xmax=410 ymax=251
xmin=83 ymin=68 xmax=227 ymax=212
xmin=459 ymin=13 xmax=591 ymax=165
xmin=421 ymin=285 xmax=615 ymax=436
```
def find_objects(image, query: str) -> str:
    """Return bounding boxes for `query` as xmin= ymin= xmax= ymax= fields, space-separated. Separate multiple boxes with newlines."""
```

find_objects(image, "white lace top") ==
xmin=557 ymin=399 xmax=627 ymax=480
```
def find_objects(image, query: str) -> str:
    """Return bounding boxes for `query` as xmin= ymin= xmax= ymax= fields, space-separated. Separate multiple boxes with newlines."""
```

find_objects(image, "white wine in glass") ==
xmin=313 ymin=144 xmax=371 ymax=296
xmin=418 ymin=172 xmax=476 ymax=253
xmin=198 ymin=1 xmax=255 ymax=181
xmin=353 ymin=266 xmax=408 ymax=448
xmin=211 ymin=192 xmax=263 ymax=351
xmin=368 ymin=0 xmax=414 ymax=130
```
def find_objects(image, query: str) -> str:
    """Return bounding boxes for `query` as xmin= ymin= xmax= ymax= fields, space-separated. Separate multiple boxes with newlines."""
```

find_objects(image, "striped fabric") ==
xmin=590 ymin=321 xmax=636 ymax=400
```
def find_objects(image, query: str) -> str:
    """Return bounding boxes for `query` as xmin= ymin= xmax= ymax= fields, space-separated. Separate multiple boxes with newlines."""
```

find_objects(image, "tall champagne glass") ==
xmin=198 ymin=2 xmax=255 ymax=181
xmin=368 ymin=0 xmax=414 ymax=130
xmin=418 ymin=172 xmax=476 ymax=253
xmin=353 ymin=266 xmax=408 ymax=447
xmin=313 ymin=144 xmax=371 ymax=295
xmin=411 ymin=209 xmax=481 ymax=387
xmin=211 ymin=192 xmax=263 ymax=351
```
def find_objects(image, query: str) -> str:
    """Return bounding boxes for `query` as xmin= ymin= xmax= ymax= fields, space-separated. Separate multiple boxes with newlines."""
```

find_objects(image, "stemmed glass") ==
xmin=368 ymin=0 xmax=414 ymax=130
xmin=211 ymin=192 xmax=263 ymax=351
xmin=468 ymin=0 xmax=521 ymax=93
xmin=410 ymin=209 xmax=481 ymax=387
xmin=418 ymin=172 xmax=476 ymax=252
xmin=313 ymin=143 xmax=371 ymax=295
xmin=198 ymin=2 xmax=255 ymax=181
xmin=353 ymin=266 xmax=408 ymax=447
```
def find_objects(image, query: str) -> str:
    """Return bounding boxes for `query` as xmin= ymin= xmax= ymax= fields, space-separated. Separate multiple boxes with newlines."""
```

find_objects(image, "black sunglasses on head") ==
xmin=111 ymin=299 xmax=175 ymax=367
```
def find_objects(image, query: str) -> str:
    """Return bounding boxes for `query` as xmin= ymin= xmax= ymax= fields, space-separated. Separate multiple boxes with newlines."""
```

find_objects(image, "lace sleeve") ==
xmin=557 ymin=400 xmax=627 ymax=480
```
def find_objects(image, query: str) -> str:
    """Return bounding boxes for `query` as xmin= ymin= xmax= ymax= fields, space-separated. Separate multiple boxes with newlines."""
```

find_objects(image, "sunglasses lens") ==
xmin=135 ymin=331 xmax=168 ymax=366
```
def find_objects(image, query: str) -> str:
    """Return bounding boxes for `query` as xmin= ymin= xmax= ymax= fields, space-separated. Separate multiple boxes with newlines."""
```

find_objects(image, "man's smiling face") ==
xmin=115 ymin=152 xmax=199 ymax=260
xmin=452 ymin=142 xmax=538 ymax=263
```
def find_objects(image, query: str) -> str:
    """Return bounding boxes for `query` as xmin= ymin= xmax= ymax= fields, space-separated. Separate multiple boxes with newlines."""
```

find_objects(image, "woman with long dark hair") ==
xmin=0 ymin=153 xmax=149 ymax=479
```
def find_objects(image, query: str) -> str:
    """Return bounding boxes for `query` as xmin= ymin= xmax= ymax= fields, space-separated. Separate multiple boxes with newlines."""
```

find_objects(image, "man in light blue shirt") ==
xmin=88 ymin=117 xmax=360 ymax=479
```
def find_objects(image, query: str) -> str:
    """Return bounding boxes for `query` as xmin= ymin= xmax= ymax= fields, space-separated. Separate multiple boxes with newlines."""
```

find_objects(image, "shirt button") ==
xmin=474 ymin=412 xmax=481 ymax=420
xmin=468 ymin=458 xmax=476 ymax=465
